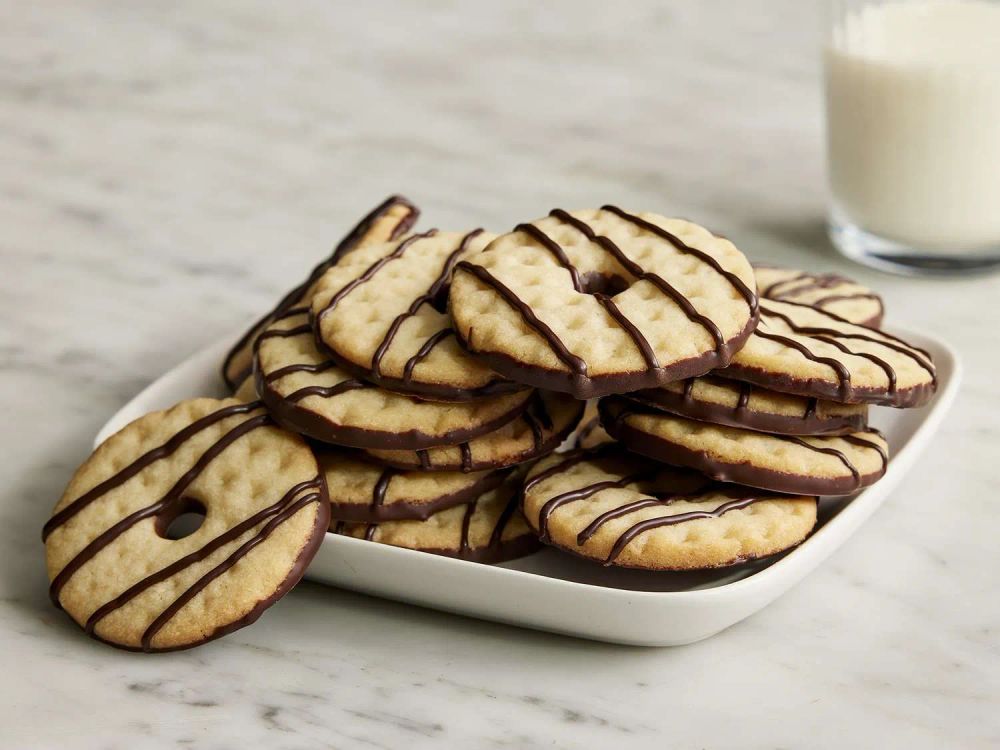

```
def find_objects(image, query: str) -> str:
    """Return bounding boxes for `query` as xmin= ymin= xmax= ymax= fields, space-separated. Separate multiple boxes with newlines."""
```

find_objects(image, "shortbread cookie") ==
xmin=755 ymin=265 xmax=884 ymax=327
xmin=719 ymin=299 xmax=936 ymax=407
xmin=332 ymin=478 xmax=539 ymax=563
xmin=364 ymin=391 xmax=583 ymax=472
xmin=627 ymin=375 xmax=867 ymax=436
xmin=222 ymin=195 xmax=418 ymax=390
xmin=448 ymin=207 xmax=759 ymax=398
xmin=521 ymin=447 xmax=817 ymax=570
xmin=317 ymin=448 xmax=510 ymax=522
xmin=600 ymin=399 xmax=889 ymax=495
xmin=44 ymin=398 xmax=329 ymax=652
xmin=254 ymin=311 xmax=532 ymax=449
xmin=574 ymin=401 xmax=612 ymax=449
xmin=311 ymin=229 xmax=523 ymax=401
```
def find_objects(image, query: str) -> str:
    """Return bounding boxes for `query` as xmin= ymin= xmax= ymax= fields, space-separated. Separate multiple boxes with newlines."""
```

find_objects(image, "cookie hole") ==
xmin=155 ymin=497 xmax=207 ymax=540
xmin=579 ymin=272 xmax=631 ymax=297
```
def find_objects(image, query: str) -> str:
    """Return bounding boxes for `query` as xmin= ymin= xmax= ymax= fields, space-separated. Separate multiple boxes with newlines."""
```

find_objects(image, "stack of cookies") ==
xmin=43 ymin=197 xmax=936 ymax=651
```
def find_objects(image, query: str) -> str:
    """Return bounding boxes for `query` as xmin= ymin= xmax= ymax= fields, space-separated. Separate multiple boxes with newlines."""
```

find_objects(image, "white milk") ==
xmin=826 ymin=1 xmax=1000 ymax=250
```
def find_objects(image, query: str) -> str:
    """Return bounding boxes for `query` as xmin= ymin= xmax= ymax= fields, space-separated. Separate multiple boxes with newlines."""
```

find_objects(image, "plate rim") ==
xmin=93 ymin=323 xmax=962 ymax=603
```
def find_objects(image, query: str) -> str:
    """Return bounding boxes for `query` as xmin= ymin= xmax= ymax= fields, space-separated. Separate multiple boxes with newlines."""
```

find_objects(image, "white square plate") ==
xmin=96 ymin=327 xmax=960 ymax=646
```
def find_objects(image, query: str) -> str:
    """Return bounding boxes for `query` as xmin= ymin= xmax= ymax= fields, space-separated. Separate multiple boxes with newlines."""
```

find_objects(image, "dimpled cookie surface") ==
xmin=44 ymin=398 xmax=329 ymax=652
xmin=333 ymin=479 xmax=539 ymax=563
xmin=754 ymin=265 xmax=884 ymax=327
xmin=311 ymin=229 xmax=522 ymax=400
xmin=254 ymin=311 xmax=533 ymax=449
xmin=721 ymin=299 xmax=935 ymax=406
xmin=364 ymin=391 xmax=584 ymax=472
xmin=521 ymin=448 xmax=817 ymax=570
xmin=601 ymin=399 xmax=889 ymax=495
xmin=448 ymin=207 xmax=759 ymax=398
xmin=222 ymin=195 xmax=418 ymax=390
xmin=317 ymin=447 xmax=511 ymax=522
xmin=627 ymin=375 xmax=868 ymax=436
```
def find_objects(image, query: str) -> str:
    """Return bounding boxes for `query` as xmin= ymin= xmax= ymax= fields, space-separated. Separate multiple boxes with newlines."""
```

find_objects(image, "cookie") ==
xmin=317 ymin=447 xmax=511 ymax=522
xmin=521 ymin=447 xmax=817 ymax=570
xmin=719 ymin=299 xmax=936 ymax=407
xmin=43 ymin=398 xmax=329 ymax=652
xmin=600 ymin=398 xmax=889 ymax=495
xmin=448 ymin=206 xmax=759 ymax=398
xmin=254 ymin=310 xmax=532 ymax=449
xmin=332 ymin=477 xmax=539 ymax=563
xmin=755 ymin=265 xmax=884 ymax=327
xmin=574 ymin=401 xmax=612 ymax=449
xmin=627 ymin=375 xmax=868 ymax=436
xmin=222 ymin=195 xmax=418 ymax=390
xmin=364 ymin=391 xmax=584 ymax=472
xmin=311 ymin=229 xmax=524 ymax=401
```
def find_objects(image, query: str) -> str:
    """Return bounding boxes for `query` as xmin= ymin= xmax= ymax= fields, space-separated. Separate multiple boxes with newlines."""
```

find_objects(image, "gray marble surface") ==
xmin=2 ymin=1 xmax=998 ymax=747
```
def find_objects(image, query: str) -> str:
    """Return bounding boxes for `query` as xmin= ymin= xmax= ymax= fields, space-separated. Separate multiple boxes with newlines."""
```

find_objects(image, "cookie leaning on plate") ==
xmin=317 ymin=447 xmax=512 ymax=522
xmin=43 ymin=398 xmax=330 ymax=652
xmin=254 ymin=310 xmax=533 ymax=449
xmin=626 ymin=375 xmax=868 ymax=436
xmin=448 ymin=207 xmax=759 ymax=398
xmin=364 ymin=391 xmax=584 ymax=472
xmin=600 ymin=398 xmax=889 ymax=495
xmin=521 ymin=447 xmax=817 ymax=570
xmin=720 ymin=299 xmax=936 ymax=406
xmin=222 ymin=195 xmax=419 ymax=391
xmin=333 ymin=475 xmax=539 ymax=563
xmin=755 ymin=265 xmax=884 ymax=327
xmin=311 ymin=229 xmax=523 ymax=401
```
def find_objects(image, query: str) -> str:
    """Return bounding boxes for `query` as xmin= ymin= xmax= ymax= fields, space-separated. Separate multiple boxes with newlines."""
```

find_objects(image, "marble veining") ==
xmin=2 ymin=1 xmax=998 ymax=748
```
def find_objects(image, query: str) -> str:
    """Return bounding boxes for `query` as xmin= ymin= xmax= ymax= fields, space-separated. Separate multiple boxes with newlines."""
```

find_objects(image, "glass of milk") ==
xmin=826 ymin=0 xmax=1000 ymax=275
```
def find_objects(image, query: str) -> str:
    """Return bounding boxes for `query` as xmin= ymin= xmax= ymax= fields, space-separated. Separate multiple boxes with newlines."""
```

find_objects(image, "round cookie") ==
xmin=43 ymin=398 xmax=330 ymax=652
xmin=254 ymin=310 xmax=533 ymax=450
xmin=755 ymin=265 xmax=884 ymax=327
xmin=448 ymin=206 xmax=759 ymax=398
xmin=600 ymin=398 xmax=889 ymax=495
xmin=364 ymin=391 xmax=584 ymax=472
xmin=332 ymin=478 xmax=539 ymax=563
xmin=719 ymin=299 xmax=936 ymax=407
xmin=317 ymin=447 xmax=511 ymax=522
xmin=521 ymin=447 xmax=817 ymax=570
xmin=222 ymin=195 xmax=419 ymax=390
xmin=311 ymin=229 xmax=523 ymax=401
xmin=627 ymin=375 xmax=868 ymax=436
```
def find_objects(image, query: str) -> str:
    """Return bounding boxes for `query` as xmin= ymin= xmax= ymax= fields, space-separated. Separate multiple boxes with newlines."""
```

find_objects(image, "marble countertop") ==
xmin=3 ymin=1 xmax=998 ymax=747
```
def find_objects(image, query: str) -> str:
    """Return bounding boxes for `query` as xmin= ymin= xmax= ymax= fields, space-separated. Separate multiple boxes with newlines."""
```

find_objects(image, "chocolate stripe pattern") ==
xmin=523 ymin=452 xmax=769 ymax=566
xmin=83 ymin=478 xmax=324 ymax=640
xmin=49 ymin=410 xmax=274 ymax=606
xmin=221 ymin=195 xmax=418 ymax=389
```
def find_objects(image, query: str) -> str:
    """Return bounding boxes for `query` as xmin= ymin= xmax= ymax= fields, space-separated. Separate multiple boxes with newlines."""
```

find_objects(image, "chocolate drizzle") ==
xmin=452 ymin=207 xmax=760 ymax=398
xmin=523 ymin=449 xmax=771 ymax=566
xmin=49 ymin=411 xmax=274 ymax=607
xmin=254 ymin=312 xmax=530 ymax=450
xmin=83 ymin=477 xmax=324 ymax=638
xmin=627 ymin=376 xmax=867 ymax=436
xmin=600 ymin=399 xmax=889 ymax=495
xmin=43 ymin=401 xmax=265 ymax=542
xmin=725 ymin=299 xmax=937 ymax=406
xmin=758 ymin=268 xmax=884 ymax=326
xmin=370 ymin=230 xmax=482 ymax=379
xmin=454 ymin=261 xmax=588 ymax=380
xmin=551 ymin=208 xmax=721 ymax=362
xmin=599 ymin=496 xmax=760 ymax=565
xmin=335 ymin=481 xmax=537 ymax=564
xmin=221 ymin=195 xmax=418 ymax=389
xmin=599 ymin=205 xmax=759 ymax=315
xmin=314 ymin=230 xmax=437 ymax=326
